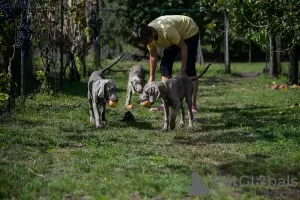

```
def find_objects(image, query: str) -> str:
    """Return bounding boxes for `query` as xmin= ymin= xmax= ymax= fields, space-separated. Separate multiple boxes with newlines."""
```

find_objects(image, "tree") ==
xmin=214 ymin=0 xmax=300 ymax=82
xmin=0 ymin=0 xmax=31 ymax=112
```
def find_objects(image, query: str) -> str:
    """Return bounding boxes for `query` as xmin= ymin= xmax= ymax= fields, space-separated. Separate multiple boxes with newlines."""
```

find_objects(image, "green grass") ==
xmin=1 ymin=61 xmax=300 ymax=200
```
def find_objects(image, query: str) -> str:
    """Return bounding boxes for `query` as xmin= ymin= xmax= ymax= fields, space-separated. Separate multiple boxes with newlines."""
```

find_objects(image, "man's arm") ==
xmin=175 ymin=39 xmax=188 ymax=72
xmin=149 ymin=47 xmax=158 ymax=82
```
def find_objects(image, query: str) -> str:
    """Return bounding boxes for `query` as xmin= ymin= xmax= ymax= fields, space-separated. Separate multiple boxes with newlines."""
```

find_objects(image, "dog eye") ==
xmin=109 ymin=88 xmax=116 ymax=92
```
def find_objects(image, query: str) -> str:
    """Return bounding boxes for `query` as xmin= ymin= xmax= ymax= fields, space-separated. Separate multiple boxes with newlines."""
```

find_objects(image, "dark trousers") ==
xmin=160 ymin=32 xmax=199 ymax=76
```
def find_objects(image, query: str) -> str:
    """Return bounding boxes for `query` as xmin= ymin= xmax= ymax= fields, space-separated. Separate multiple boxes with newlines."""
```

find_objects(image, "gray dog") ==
xmin=108 ymin=65 xmax=145 ymax=108
xmin=88 ymin=52 xmax=124 ymax=128
xmin=125 ymin=65 xmax=145 ymax=108
xmin=139 ymin=64 xmax=211 ymax=131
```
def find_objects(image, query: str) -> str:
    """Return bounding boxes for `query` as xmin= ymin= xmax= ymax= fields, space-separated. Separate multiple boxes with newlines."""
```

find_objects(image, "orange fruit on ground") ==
xmin=141 ymin=100 xmax=151 ymax=108
xmin=127 ymin=104 xmax=134 ymax=110
xmin=108 ymin=100 xmax=118 ymax=108
xmin=291 ymin=84 xmax=298 ymax=89
xmin=272 ymin=84 xmax=279 ymax=89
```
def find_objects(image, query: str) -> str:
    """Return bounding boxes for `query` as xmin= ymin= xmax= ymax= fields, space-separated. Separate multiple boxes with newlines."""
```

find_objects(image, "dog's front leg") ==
xmin=93 ymin=100 xmax=103 ymax=129
xmin=162 ymin=100 xmax=169 ymax=132
xmin=97 ymin=102 xmax=105 ymax=128
xmin=186 ymin=95 xmax=194 ymax=130
xmin=88 ymin=96 xmax=95 ymax=123
xmin=102 ymin=103 xmax=107 ymax=126
xmin=125 ymin=84 xmax=133 ymax=107
xmin=179 ymin=103 xmax=185 ymax=128
xmin=170 ymin=100 xmax=181 ymax=130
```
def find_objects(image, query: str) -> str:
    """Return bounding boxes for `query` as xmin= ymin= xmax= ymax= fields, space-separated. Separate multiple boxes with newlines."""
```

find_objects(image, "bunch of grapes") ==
xmin=15 ymin=20 xmax=31 ymax=49
xmin=1 ymin=0 xmax=32 ymax=52
xmin=0 ymin=0 xmax=23 ymax=23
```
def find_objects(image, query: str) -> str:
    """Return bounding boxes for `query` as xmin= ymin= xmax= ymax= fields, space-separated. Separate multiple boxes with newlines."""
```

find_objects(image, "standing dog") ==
xmin=108 ymin=65 xmax=145 ymax=108
xmin=125 ymin=65 xmax=145 ymax=108
xmin=139 ymin=64 xmax=211 ymax=131
xmin=88 ymin=52 xmax=124 ymax=128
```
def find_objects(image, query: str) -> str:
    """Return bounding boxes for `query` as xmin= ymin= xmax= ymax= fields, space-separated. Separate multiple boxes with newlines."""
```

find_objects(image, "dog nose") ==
xmin=138 ymin=97 xmax=144 ymax=103
xmin=111 ymin=95 xmax=118 ymax=102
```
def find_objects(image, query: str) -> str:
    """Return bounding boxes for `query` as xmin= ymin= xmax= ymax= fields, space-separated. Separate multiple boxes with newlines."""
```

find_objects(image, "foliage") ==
xmin=198 ymin=0 xmax=300 ymax=53
xmin=0 ymin=22 xmax=14 ymax=51
xmin=0 ymin=73 xmax=10 ymax=110
xmin=35 ymin=70 xmax=52 ymax=94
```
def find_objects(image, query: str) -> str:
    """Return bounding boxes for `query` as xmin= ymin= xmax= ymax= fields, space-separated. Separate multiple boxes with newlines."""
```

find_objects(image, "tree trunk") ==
xmin=81 ymin=56 xmax=86 ymax=78
xmin=93 ymin=40 xmax=100 ymax=68
xmin=0 ymin=51 xmax=5 ymax=73
xmin=59 ymin=0 xmax=64 ymax=91
xmin=276 ymin=35 xmax=282 ymax=74
xmin=288 ymin=46 xmax=299 ymax=85
xmin=224 ymin=12 xmax=230 ymax=73
xmin=197 ymin=35 xmax=204 ymax=66
xmin=20 ymin=0 xmax=30 ymax=99
xmin=248 ymin=40 xmax=251 ymax=64
xmin=269 ymin=32 xmax=278 ymax=78
xmin=25 ymin=47 xmax=35 ymax=93
xmin=95 ymin=0 xmax=101 ymax=68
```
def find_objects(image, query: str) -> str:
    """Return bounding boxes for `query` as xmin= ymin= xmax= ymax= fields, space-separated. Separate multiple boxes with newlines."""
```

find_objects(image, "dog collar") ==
xmin=160 ymin=81 xmax=167 ymax=88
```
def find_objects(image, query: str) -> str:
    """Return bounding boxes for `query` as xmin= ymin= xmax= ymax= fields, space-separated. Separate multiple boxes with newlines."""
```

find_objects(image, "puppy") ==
xmin=88 ymin=52 xmax=124 ymax=128
xmin=125 ymin=65 xmax=145 ymax=108
xmin=108 ymin=64 xmax=145 ymax=108
xmin=139 ymin=64 xmax=211 ymax=131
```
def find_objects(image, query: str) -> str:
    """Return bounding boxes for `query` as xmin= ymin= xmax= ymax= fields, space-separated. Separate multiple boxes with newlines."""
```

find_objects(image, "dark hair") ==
xmin=132 ymin=23 xmax=153 ymax=43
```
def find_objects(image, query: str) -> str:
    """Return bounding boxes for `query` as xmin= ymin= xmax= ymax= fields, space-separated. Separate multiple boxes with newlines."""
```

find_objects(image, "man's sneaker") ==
xmin=149 ymin=104 xmax=164 ymax=112
xmin=192 ymin=107 xmax=198 ymax=113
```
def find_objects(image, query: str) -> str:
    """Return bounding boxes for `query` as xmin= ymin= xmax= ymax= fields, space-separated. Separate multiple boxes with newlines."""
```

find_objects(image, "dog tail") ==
xmin=107 ymin=68 xmax=130 ymax=73
xmin=191 ymin=63 xmax=212 ymax=82
xmin=99 ymin=52 xmax=125 ymax=75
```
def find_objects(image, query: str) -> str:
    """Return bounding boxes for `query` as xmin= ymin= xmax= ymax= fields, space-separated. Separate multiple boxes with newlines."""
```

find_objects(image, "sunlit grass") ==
xmin=0 ymin=61 xmax=300 ymax=199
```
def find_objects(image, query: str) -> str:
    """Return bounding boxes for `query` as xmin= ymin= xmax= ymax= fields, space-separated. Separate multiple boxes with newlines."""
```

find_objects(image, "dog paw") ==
xmin=90 ymin=118 xmax=95 ymax=123
xmin=162 ymin=126 xmax=168 ymax=132
xmin=179 ymin=122 xmax=185 ymax=128
xmin=96 ymin=125 xmax=104 ymax=129
xmin=187 ymin=125 xmax=193 ymax=131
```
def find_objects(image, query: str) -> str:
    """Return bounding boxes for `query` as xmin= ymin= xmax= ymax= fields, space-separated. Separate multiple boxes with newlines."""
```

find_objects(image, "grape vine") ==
xmin=0 ymin=0 xmax=31 ymax=52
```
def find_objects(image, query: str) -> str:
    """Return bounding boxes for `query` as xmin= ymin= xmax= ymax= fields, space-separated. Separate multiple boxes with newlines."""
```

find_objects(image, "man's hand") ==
xmin=175 ymin=39 xmax=188 ymax=76
xmin=148 ymin=76 xmax=155 ymax=82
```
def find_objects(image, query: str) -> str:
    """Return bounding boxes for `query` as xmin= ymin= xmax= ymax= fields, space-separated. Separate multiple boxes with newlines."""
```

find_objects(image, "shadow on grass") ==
xmin=201 ymin=75 xmax=234 ymax=86
xmin=173 ymin=104 xmax=300 ymax=199
xmin=119 ymin=120 xmax=156 ymax=130
xmin=62 ymin=81 xmax=88 ymax=97
xmin=217 ymin=152 xmax=300 ymax=179
xmin=175 ymin=105 xmax=300 ymax=144
xmin=62 ymin=79 xmax=127 ymax=98
xmin=32 ymin=102 xmax=83 ymax=112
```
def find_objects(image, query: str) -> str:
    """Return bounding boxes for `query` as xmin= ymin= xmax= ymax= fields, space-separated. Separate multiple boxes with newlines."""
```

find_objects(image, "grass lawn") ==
xmin=1 ymin=61 xmax=300 ymax=200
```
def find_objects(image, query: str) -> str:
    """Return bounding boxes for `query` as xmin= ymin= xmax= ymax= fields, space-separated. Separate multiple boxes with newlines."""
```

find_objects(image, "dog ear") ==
xmin=96 ymin=80 xmax=107 ymax=98
xmin=130 ymin=80 xmax=135 ymax=92
xmin=148 ymin=86 xmax=160 ymax=103
xmin=154 ymin=86 xmax=161 ymax=98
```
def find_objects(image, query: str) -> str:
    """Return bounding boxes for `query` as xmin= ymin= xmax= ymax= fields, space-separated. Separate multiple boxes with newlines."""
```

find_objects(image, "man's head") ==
xmin=132 ymin=23 xmax=155 ymax=44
